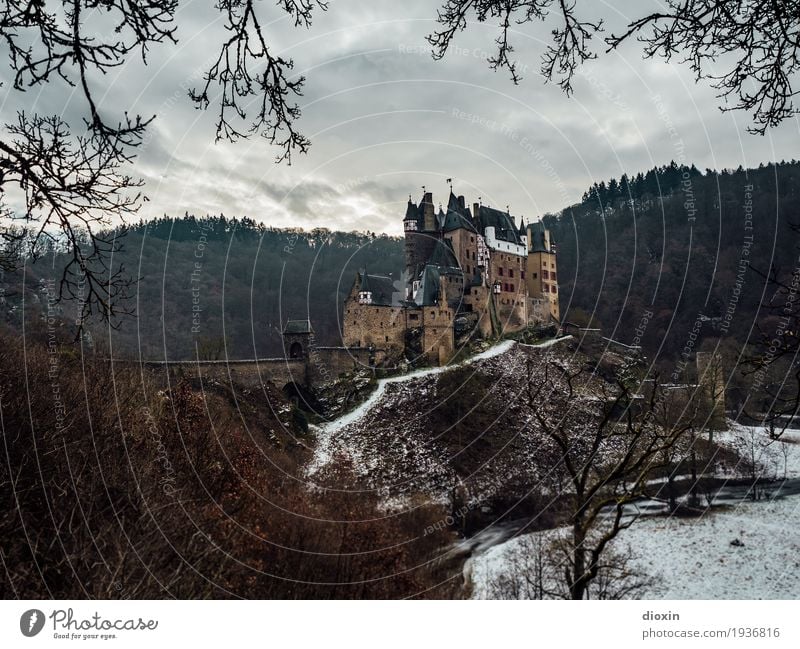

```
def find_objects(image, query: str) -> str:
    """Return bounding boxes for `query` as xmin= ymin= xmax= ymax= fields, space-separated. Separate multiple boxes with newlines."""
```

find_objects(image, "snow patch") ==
xmin=471 ymin=495 xmax=800 ymax=599
xmin=307 ymin=338 xmax=530 ymax=475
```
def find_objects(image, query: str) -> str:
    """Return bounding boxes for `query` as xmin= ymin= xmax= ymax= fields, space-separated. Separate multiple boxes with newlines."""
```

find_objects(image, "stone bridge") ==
xmin=141 ymin=320 xmax=381 ymax=393
xmin=143 ymin=347 xmax=375 ymax=392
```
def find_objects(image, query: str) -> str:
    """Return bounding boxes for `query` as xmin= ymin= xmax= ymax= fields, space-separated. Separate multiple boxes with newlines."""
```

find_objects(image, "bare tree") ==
xmin=732 ymin=426 xmax=777 ymax=500
xmin=524 ymin=356 xmax=694 ymax=600
xmin=0 ymin=0 xmax=325 ymax=326
xmin=429 ymin=0 xmax=800 ymax=133
xmin=484 ymin=530 xmax=653 ymax=600
xmin=650 ymin=385 xmax=699 ymax=512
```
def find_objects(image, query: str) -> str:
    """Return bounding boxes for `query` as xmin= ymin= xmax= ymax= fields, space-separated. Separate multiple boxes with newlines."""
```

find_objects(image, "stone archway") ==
xmin=289 ymin=341 xmax=303 ymax=359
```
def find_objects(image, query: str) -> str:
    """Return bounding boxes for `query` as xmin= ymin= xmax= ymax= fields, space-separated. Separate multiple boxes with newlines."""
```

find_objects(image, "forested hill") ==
xmin=4 ymin=161 xmax=798 ymax=364
xmin=112 ymin=217 xmax=404 ymax=359
xmin=3 ymin=216 xmax=404 ymax=359
xmin=544 ymin=160 xmax=800 ymax=364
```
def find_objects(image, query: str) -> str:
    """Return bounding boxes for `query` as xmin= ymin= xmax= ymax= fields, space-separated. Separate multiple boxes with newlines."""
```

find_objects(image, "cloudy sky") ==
xmin=5 ymin=1 xmax=799 ymax=236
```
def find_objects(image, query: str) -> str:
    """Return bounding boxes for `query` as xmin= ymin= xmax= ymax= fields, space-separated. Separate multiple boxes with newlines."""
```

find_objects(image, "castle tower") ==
xmin=525 ymin=221 xmax=559 ymax=322
xmin=283 ymin=319 xmax=313 ymax=359
xmin=403 ymin=197 xmax=421 ymax=281
xmin=696 ymin=350 xmax=726 ymax=429
xmin=404 ymin=192 xmax=440 ymax=284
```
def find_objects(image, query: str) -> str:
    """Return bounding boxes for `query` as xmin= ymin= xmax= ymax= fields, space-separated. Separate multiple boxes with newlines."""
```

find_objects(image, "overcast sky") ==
xmin=4 ymin=0 xmax=799 ymax=236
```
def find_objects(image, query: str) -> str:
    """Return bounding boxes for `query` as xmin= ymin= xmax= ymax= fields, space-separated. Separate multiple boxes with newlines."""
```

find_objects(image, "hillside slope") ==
xmin=307 ymin=336 xmax=612 ymax=513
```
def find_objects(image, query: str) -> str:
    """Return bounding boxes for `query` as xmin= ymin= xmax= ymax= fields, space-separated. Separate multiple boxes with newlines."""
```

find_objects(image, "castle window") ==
xmin=551 ymin=272 xmax=557 ymax=281
xmin=385 ymin=336 xmax=389 ymax=342
xmin=498 ymin=267 xmax=504 ymax=276
xmin=542 ymin=270 xmax=549 ymax=280
xmin=521 ymin=271 xmax=525 ymax=279
xmin=358 ymin=291 xmax=373 ymax=305
xmin=509 ymin=269 xmax=514 ymax=278
xmin=542 ymin=261 xmax=547 ymax=268
xmin=543 ymin=284 xmax=549 ymax=293
xmin=551 ymin=262 xmax=555 ymax=268
xmin=510 ymin=283 xmax=514 ymax=292
xmin=533 ymin=272 xmax=537 ymax=279
xmin=551 ymin=285 xmax=557 ymax=294
xmin=431 ymin=311 xmax=436 ymax=319
xmin=409 ymin=313 xmax=419 ymax=321
xmin=470 ymin=236 xmax=474 ymax=242
xmin=404 ymin=220 xmax=418 ymax=232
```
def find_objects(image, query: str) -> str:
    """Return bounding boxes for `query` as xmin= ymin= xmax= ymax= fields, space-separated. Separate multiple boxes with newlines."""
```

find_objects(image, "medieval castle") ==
xmin=342 ymin=186 xmax=560 ymax=365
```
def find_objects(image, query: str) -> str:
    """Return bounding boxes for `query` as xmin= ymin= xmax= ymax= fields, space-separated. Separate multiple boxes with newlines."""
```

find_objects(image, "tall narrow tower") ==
xmin=403 ymin=197 xmax=421 ymax=281
xmin=525 ymin=221 xmax=560 ymax=322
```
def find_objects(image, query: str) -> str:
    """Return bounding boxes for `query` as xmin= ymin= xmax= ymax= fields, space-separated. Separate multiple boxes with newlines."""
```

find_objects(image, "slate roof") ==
xmin=527 ymin=221 xmax=550 ymax=253
xmin=283 ymin=319 xmax=313 ymax=334
xmin=404 ymin=199 xmax=418 ymax=221
xmin=428 ymin=237 xmax=460 ymax=269
xmin=475 ymin=205 xmax=522 ymax=245
xmin=414 ymin=265 xmax=441 ymax=306
xmin=359 ymin=272 xmax=397 ymax=306
xmin=436 ymin=207 xmax=447 ymax=230
xmin=443 ymin=192 xmax=477 ymax=233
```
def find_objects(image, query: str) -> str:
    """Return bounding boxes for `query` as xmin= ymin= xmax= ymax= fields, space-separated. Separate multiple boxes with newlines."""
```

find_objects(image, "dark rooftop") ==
xmin=360 ymin=272 xmax=398 ymax=306
xmin=283 ymin=319 xmax=313 ymax=334
xmin=475 ymin=205 xmax=522 ymax=245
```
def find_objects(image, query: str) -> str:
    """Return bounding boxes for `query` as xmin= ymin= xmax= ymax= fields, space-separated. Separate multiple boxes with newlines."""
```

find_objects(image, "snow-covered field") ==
xmin=472 ymin=495 xmax=800 ymax=599
xmin=715 ymin=422 xmax=800 ymax=479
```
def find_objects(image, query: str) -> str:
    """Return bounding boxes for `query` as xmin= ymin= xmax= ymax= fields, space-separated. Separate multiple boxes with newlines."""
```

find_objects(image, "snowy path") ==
xmin=306 ymin=336 xmax=572 ymax=475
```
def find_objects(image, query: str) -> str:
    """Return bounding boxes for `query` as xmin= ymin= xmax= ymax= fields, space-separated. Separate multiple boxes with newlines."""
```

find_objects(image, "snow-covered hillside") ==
xmin=305 ymin=337 xmax=576 ymax=505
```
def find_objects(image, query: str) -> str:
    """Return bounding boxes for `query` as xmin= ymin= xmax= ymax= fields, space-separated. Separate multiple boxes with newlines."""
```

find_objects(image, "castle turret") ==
xmin=403 ymin=197 xmax=420 ymax=281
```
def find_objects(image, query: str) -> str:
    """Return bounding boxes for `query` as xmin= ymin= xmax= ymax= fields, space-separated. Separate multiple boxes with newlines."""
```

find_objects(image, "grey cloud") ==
xmin=4 ymin=0 xmax=798 ymax=236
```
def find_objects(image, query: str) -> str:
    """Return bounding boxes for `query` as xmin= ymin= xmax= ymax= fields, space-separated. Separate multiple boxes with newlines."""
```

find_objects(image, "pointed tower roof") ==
xmin=436 ymin=205 xmax=447 ymax=230
xmin=443 ymin=191 xmax=477 ymax=233
xmin=404 ymin=197 xmax=418 ymax=220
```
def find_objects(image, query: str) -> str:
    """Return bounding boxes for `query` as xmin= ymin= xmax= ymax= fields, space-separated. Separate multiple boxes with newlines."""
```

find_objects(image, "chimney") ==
xmin=423 ymin=192 xmax=435 ymax=231
xmin=458 ymin=195 xmax=466 ymax=210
